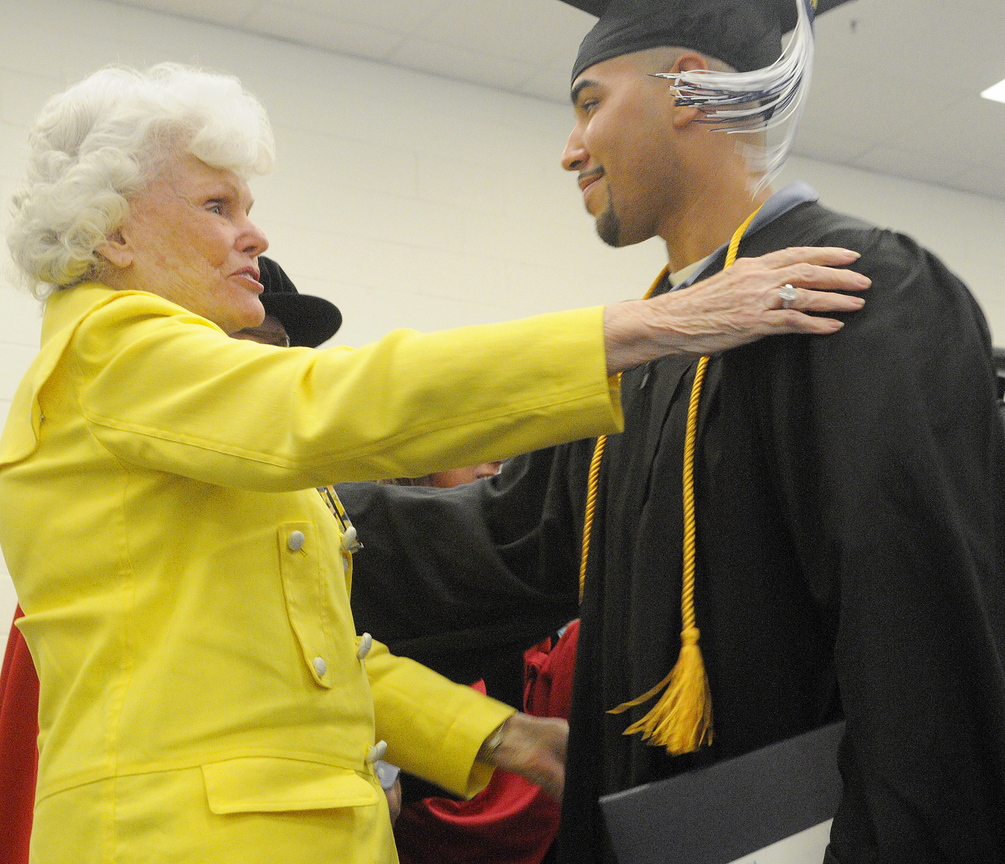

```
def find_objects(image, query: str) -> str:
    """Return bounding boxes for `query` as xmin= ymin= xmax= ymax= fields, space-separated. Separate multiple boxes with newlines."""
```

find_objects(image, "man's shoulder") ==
xmin=761 ymin=201 xmax=966 ymax=293
xmin=767 ymin=200 xmax=880 ymax=248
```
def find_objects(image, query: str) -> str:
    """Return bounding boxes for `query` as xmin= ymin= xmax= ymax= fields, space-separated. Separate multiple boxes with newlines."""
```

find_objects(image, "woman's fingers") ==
xmin=747 ymin=246 xmax=862 ymax=270
xmin=767 ymin=284 xmax=867 ymax=313
xmin=762 ymin=261 xmax=871 ymax=298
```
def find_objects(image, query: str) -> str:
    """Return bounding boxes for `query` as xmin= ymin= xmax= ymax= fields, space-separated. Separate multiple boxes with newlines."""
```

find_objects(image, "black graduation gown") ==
xmin=340 ymin=200 xmax=1005 ymax=864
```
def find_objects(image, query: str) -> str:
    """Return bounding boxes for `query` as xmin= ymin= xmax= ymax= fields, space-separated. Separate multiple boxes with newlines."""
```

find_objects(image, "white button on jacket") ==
xmin=342 ymin=524 xmax=360 ymax=552
xmin=356 ymin=633 xmax=373 ymax=660
xmin=365 ymin=740 xmax=388 ymax=764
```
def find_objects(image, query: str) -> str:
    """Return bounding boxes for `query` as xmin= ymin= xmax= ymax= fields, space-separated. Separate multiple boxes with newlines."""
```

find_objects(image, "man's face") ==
xmin=562 ymin=53 xmax=682 ymax=248
xmin=428 ymin=462 xmax=503 ymax=488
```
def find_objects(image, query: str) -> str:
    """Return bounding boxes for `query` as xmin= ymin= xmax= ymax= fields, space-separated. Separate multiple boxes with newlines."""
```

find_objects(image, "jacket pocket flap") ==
xmin=202 ymin=757 xmax=380 ymax=814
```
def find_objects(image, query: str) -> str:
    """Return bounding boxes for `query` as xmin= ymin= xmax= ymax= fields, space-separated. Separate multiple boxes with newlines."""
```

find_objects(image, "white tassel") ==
xmin=653 ymin=0 xmax=817 ymax=189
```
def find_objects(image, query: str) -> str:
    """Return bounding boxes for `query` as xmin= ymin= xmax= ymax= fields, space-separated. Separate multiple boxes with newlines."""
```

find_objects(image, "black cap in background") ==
xmin=258 ymin=255 xmax=342 ymax=348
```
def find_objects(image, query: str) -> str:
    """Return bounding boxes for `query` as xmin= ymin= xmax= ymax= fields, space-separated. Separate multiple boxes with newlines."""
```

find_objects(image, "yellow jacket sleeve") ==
xmin=365 ymin=639 xmax=515 ymax=798
xmin=48 ymin=287 xmax=622 ymax=487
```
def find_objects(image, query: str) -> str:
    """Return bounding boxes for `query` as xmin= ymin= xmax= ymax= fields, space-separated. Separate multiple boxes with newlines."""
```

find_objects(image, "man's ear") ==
xmin=95 ymin=229 xmax=133 ymax=270
xmin=669 ymin=52 xmax=711 ymax=129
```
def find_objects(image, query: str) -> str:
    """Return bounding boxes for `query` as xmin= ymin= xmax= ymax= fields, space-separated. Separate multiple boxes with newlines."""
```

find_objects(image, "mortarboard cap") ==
xmin=563 ymin=0 xmax=852 ymax=81
xmin=258 ymin=255 xmax=343 ymax=348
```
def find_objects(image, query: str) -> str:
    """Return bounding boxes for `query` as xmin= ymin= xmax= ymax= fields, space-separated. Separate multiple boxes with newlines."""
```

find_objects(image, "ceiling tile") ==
xmin=518 ymin=59 xmax=577 ymax=104
xmin=851 ymin=145 xmax=967 ymax=190
xmin=791 ymin=131 xmax=873 ymax=167
xmin=954 ymin=166 xmax=1005 ymax=202
xmin=268 ymin=0 xmax=446 ymax=33
xmin=387 ymin=37 xmax=531 ymax=93
xmin=413 ymin=0 xmax=593 ymax=64
xmin=246 ymin=4 xmax=405 ymax=59
xmin=116 ymin=0 xmax=258 ymax=27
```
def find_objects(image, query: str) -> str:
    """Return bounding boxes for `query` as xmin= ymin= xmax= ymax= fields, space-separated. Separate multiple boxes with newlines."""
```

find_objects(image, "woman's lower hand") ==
xmin=482 ymin=712 xmax=568 ymax=802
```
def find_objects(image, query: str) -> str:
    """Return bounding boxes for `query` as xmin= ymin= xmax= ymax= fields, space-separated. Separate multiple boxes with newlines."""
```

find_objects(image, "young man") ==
xmin=341 ymin=1 xmax=1005 ymax=862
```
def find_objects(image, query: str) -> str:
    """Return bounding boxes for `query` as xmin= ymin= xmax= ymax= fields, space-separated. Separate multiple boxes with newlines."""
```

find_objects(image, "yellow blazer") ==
xmin=0 ymin=284 xmax=622 ymax=864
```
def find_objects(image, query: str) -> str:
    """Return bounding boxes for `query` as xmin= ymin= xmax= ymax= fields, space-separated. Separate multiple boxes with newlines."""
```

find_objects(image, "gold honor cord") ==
xmin=585 ymin=206 xmax=763 ymax=755
xmin=578 ymin=433 xmax=609 ymax=603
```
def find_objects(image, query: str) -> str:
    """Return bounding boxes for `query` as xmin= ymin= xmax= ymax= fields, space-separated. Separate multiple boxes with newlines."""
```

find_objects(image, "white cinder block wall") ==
xmin=1 ymin=0 xmax=1004 ymax=625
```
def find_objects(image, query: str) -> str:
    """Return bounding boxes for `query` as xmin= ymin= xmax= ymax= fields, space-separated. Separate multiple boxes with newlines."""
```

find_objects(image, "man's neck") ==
xmin=661 ymin=175 xmax=773 ymax=272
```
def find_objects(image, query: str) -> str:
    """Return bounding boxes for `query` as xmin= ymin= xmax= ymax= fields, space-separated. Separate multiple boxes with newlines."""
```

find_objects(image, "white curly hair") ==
xmin=7 ymin=62 xmax=275 ymax=297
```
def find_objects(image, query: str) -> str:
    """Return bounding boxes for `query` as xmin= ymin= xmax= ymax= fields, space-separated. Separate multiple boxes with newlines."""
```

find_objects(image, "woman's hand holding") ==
xmin=604 ymin=246 xmax=871 ymax=374
xmin=479 ymin=713 xmax=568 ymax=802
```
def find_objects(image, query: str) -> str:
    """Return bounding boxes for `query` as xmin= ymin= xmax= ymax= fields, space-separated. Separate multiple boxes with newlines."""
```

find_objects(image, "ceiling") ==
xmin=113 ymin=0 xmax=1005 ymax=200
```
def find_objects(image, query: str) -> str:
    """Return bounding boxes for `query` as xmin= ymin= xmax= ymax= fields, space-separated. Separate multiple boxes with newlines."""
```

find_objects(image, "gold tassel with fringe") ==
xmin=608 ymin=625 xmax=712 ymax=752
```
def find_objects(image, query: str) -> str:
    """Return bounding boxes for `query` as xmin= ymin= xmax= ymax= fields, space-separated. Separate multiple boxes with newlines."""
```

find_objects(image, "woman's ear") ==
xmin=95 ymin=229 xmax=132 ymax=270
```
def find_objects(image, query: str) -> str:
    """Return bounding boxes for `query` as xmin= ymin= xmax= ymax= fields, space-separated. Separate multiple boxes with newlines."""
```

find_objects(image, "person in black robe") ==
xmin=340 ymin=1 xmax=1005 ymax=861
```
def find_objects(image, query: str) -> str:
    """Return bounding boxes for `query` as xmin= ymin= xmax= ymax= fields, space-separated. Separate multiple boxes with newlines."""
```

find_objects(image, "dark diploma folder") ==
xmin=599 ymin=721 xmax=844 ymax=864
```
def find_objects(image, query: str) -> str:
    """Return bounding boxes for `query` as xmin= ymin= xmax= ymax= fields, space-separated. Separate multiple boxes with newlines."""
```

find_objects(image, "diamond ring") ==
xmin=779 ymin=283 xmax=798 ymax=309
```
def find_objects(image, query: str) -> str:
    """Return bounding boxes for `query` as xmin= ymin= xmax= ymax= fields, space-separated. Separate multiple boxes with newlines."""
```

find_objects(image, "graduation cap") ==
xmin=257 ymin=255 xmax=343 ymax=348
xmin=563 ymin=0 xmax=853 ymax=80
xmin=563 ymin=0 xmax=854 ymax=188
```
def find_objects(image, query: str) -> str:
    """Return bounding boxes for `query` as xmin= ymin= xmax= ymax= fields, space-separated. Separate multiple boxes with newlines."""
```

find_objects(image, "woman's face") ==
xmin=102 ymin=152 xmax=269 ymax=333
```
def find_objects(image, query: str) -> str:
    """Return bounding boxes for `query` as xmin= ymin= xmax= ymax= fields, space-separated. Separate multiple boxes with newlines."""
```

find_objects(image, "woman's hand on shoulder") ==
xmin=604 ymin=246 xmax=870 ymax=372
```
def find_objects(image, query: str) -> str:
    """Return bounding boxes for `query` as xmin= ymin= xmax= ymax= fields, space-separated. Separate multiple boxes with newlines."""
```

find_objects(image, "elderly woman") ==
xmin=0 ymin=64 xmax=866 ymax=864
